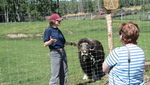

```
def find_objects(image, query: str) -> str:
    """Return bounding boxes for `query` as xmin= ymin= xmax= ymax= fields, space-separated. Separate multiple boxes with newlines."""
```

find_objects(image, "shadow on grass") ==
xmin=76 ymin=80 xmax=96 ymax=85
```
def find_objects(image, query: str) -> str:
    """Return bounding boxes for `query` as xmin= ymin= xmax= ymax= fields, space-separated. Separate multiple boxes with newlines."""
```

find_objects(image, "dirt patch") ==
xmin=63 ymin=12 xmax=89 ymax=17
xmin=6 ymin=33 xmax=42 ymax=38
xmin=124 ymin=6 xmax=142 ymax=11
xmin=65 ymin=30 xmax=75 ymax=35
xmin=0 ymin=82 xmax=11 ymax=85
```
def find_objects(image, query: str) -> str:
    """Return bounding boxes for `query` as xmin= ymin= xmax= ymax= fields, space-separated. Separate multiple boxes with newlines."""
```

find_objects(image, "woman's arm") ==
xmin=44 ymin=36 xmax=57 ymax=47
xmin=102 ymin=62 xmax=112 ymax=73
xmin=65 ymin=42 xmax=77 ymax=46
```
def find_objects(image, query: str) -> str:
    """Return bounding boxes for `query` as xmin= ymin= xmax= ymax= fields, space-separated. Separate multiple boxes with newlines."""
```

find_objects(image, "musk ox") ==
xmin=77 ymin=38 xmax=105 ymax=80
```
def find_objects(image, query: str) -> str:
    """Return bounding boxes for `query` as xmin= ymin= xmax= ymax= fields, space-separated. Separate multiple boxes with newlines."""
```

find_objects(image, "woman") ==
xmin=103 ymin=22 xmax=145 ymax=85
xmin=43 ymin=14 xmax=76 ymax=85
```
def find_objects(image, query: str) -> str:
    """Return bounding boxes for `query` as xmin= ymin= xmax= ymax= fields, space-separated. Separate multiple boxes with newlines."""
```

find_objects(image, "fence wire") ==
xmin=0 ymin=0 xmax=150 ymax=85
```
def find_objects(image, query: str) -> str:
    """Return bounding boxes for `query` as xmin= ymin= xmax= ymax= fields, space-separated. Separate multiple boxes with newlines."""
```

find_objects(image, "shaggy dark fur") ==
xmin=77 ymin=38 xmax=105 ymax=80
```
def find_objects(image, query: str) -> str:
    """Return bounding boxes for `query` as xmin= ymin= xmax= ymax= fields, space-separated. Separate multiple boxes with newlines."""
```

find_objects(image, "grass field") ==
xmin=0 ymin=19 xmax=150 ymax=85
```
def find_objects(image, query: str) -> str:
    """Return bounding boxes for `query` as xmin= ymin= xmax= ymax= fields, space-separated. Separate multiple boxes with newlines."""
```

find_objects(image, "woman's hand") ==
xmin=44 ymin=36 xmax=57 ymax=47
xmin=71 ymin=42 xmax=77 ymax=46
xmin=50 ymin=36 xmax=57 ymax=43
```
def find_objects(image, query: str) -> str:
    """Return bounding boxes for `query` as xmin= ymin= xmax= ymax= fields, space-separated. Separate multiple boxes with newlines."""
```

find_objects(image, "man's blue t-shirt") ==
xmin=43 ymin=26 xmax=66 ymax=49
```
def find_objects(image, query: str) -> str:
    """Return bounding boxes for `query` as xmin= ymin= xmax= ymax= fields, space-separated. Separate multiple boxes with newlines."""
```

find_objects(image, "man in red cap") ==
xmin=43 ymin=14 xmax=76 ymax=85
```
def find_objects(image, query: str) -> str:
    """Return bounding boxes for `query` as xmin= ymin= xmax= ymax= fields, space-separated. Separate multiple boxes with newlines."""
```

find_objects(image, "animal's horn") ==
xmin=89 ymin=47 xmax=95 ymax=51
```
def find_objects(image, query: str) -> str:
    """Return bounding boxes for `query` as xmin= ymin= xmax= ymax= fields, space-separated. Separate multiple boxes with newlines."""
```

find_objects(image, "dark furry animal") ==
xmin=77 ymin=38 xmax=105 ymax=80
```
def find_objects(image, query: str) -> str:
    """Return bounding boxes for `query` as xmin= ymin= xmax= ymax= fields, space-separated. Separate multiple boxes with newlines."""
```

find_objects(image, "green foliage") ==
xmin=119 ymin=0 xmax=150 ymax=8
xmin=142 ymin=4 xmax=150 ymax=11
xmin=1 ymin=0 xmax=150 ymax=22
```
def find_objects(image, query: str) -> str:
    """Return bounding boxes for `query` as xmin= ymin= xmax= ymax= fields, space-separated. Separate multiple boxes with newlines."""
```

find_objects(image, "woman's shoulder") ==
xmin=113 ymin=46 xmax=126 ymax=52
xmin=45 ymin=26 xmax=53 ymax=31
xmin=114 ymin=45 xmax=144 ymax=54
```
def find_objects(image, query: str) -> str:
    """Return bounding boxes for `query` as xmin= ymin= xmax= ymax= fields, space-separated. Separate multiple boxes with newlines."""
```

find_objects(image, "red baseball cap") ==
xmin=50 ymin=14 xmax=63 ymax=21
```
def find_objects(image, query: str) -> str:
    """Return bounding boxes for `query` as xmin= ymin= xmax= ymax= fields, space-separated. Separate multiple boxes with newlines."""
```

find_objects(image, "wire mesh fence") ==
xmin=0 ymin=0 xmax=150 ymax=85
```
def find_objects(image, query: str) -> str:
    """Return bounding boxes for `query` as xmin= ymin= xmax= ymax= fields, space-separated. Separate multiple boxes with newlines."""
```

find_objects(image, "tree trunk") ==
xmin=14 ymin=2 xmax=20 ymax=22
xmin=5 ymin=8 xmax=9 ymax=22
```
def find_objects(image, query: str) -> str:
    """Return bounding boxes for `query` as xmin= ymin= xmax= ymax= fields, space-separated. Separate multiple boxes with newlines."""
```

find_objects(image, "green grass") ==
xmin=114 ymin=10 xmax=150 ymax=21
xmin=0 ymin=19 xmax=150 ymax=85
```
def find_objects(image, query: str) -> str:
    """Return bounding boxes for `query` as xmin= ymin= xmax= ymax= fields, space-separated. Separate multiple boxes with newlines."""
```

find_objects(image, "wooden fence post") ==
xmin=106 ymin=10 xmax=114 ymax=52
xmin=104 ymin=0 xmax=119 ymax=52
